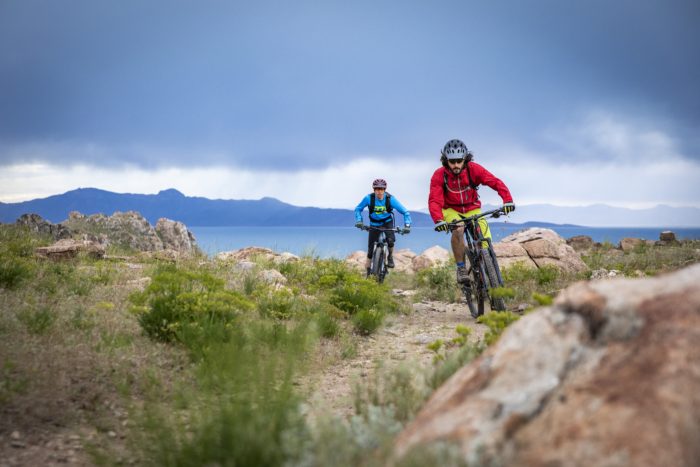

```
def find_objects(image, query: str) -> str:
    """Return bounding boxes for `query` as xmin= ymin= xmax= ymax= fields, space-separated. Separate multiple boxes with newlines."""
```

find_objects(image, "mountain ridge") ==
xmin=1 ymin=188 xmax=699 ymax=227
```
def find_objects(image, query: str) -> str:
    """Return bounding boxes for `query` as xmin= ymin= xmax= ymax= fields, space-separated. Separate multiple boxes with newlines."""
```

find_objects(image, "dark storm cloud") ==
xmin=0 ymin=0 xmax=698 ymax=169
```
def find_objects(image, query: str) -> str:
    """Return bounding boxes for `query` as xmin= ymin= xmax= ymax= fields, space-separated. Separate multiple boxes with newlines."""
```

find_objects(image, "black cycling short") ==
xmin=367 ymin=219 xmax=395 ymax=258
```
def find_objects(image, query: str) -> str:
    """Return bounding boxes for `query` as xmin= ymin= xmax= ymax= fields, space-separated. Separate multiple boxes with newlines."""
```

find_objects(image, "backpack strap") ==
xmin=369 ymin=193 xmax=393 ymax=218
xmin=443 ymin=163 xmax=478 ymax=192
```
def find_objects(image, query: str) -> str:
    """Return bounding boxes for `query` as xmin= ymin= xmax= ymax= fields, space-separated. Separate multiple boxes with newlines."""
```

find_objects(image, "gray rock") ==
xmin=393 ymin=264 xmax=700 ymax=467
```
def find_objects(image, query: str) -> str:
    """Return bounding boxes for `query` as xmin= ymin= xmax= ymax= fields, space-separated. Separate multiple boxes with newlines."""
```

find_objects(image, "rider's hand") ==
xmin=434 ymin=220 xmax=449 ymax=232
xmin=403 ymin=224 xmax=411 ymax=233
xmin=355 ymin=221 xmax=364 ymax=229
xmin=502 ymin=202 xmax=515 ymax=214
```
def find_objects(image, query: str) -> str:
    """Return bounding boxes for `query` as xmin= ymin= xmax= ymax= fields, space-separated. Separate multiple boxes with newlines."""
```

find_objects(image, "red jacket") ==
xmin=428 ymin=162 xmax=513 ymax=223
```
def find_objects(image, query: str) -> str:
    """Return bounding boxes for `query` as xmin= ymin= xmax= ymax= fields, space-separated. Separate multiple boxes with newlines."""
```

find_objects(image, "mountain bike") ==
xmin=447 ymin=207 xmax=508 ymax=318
xmin=356 ymin=224 xmax=409 ymax=283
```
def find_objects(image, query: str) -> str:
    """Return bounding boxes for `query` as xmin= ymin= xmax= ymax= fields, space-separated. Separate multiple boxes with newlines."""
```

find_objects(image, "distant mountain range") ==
xmin=1 ymin=188 xmax=699 ymax=228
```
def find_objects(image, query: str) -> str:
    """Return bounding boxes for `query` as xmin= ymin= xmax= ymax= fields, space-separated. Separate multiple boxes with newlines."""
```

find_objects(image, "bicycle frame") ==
xmin=357 ymin=222 xmax=408 ymax=283
xmin=448 ymin=208 xmax=507 ymax=316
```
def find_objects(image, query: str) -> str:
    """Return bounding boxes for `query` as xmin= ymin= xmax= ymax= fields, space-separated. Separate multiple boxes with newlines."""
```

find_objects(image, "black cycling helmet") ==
xmin=440 ymin=139 xmax=473 ymax=168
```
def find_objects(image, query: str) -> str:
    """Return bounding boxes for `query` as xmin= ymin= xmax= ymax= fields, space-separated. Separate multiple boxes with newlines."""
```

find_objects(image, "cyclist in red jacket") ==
xmin=428 ymin=139 xmax=515 ymax=284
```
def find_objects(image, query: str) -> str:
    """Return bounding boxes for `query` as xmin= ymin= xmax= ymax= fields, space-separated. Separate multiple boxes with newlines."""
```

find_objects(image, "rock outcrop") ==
xmin=22 ymin=211 xmax=199 ymax=258
xmin=15 ymin=213 xmax=72 ymax=240
xmin=155 ymin=218 xmax=197 ymax=254
xmin=497 ymin=227 xmax=589 ymax=273
xmin=393 ymin=264 xmax=700 ymax=466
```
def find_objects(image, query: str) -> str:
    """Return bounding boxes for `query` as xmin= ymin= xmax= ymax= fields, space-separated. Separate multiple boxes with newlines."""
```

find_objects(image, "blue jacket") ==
xmin=354 ymin=193 xmax=412 ymax=227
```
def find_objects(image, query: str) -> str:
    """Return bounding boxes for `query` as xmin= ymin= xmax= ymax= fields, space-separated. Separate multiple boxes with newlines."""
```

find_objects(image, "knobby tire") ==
xmin=370 ymin=247 xmax=385 ymax=283
xmin=463 ymin=252 xmax=485 ymax=319
xmin=481 ymin=249 xmax=506 ymax=311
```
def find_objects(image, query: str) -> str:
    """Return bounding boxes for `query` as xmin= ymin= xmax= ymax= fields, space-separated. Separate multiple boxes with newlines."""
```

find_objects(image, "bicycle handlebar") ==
xmin=356 ymin=224 xmax=410 ymax=235
xmin=447 ymin=207 xmax=507 ymax=231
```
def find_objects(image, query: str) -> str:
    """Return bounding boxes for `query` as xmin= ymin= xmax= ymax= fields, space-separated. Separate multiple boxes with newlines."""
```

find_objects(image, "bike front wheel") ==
xmin=481 ymin=249 xmax=506 ymax=311
xmin=370 ymin=248 xmax=385 ymax=283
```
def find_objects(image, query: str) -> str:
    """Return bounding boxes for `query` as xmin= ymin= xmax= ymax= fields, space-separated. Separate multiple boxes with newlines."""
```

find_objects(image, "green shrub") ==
xmin=351 ymin=308 xmax=385 ymax=335
xmin=329 ymin=275 xmax=398 ymax=316
xmin=256 ymin=288 xmax=300 ymax=320
xmin=18 ymin=305 xmax=55 ymax=335
xmin=415 ymin=263 xmax=460 ymax=302
xmin=532 ymin=292 xmax=553 ymax=306
xmin=536 ymin=265 xmax=559 ymax=285
xmin=314 ymin=304 xmax=343 ymax=338
xmin=130 ymin=265 xmax=254 ymax=353
xmin=354 ymin=364 xmax=428 ymax=424
xmin=478 ymin=311 xmax=521 ymax=346
xmin=134 ymin=321 xmax=314 ymax=467
xmin=0 ymin=226 xmax=41 ymax=289
xmin=0 ymin=256 xmax=34 ymax=289
xmin=280 ymin=257 xmax=355 ymax=293
xmin=425 ymin=325 xmax=483 ymax=390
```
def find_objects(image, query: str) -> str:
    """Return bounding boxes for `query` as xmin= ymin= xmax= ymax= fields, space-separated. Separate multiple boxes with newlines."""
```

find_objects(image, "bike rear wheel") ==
xmin=481 ymin=249 xmax=506 ymax=311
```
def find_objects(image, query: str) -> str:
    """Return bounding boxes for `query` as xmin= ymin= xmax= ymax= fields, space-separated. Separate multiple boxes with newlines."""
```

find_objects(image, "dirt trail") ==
xmin=306 ymin=291 xmax=489 ymax=418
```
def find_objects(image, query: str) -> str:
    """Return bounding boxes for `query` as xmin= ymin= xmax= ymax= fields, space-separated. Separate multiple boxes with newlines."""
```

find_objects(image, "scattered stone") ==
xmin=10 ymin=431 xmax=20 ymax=440
xmin=619 ymin=237 xmax=645 ymax=252
xmin=412 ymin=334 xmax=433 ymax=345
xmin=590 ymin=268 xmax=623 ymax=280
xmin=35 ymin=239 xmax=105 ymax=260
xmin=566 ymin=235 xmax=594 ymax=252
xmin=659 ymin=230 xmax=676 ymax=242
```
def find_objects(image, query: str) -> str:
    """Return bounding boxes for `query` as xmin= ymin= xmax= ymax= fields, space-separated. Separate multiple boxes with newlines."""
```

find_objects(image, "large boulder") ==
xmin=492 ymin=241 xmax=536 ymax=270
xmin=412 ymin=245 xmax=451 ymax=272
xmin=393 ymin=264 xmax=700 ymax=466
xmin=393 ymin=248 xmax=417 ymax=273
xmin=498 ymin=228 xmax=589 ymax=273
xmin=345 ymin=251 xmax=367 ymax=271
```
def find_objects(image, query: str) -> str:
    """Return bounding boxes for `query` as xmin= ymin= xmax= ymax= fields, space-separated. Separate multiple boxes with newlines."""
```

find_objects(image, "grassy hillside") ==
xmin=1 ymin=225 xmax=698 ymax=465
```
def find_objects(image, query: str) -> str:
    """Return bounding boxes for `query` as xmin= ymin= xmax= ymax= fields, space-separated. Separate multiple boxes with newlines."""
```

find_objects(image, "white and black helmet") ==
xmin=440 ymin=139 xmax=473 ymax=168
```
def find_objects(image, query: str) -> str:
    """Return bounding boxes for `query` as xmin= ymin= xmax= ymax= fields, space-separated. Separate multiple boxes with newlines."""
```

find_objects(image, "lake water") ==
xmin=190 ymin=225 xmax=700 ymax=258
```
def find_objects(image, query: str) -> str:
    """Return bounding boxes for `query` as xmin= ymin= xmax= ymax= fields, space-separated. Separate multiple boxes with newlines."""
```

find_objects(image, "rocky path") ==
xmin=306 ymin=291 xmax=489 ymax=418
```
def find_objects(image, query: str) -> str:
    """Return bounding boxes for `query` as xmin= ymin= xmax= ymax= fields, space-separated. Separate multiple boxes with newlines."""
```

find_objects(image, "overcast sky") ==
xmin=1 ymin=0 xmax=699 ymax=210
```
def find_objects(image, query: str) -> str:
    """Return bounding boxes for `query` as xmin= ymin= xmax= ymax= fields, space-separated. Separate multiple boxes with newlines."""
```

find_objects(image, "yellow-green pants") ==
xmin=442 ymin=208 xmax=491 ymax=248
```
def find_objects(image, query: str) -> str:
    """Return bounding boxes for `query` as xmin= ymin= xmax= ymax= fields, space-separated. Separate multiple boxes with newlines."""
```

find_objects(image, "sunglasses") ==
xmin=447 ymin=159 xmax=464 ymax=165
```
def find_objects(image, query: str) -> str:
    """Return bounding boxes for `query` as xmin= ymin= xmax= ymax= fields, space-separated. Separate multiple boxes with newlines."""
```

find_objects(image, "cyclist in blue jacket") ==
xmin=354 ymin=178 xmax=412 ymax=272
